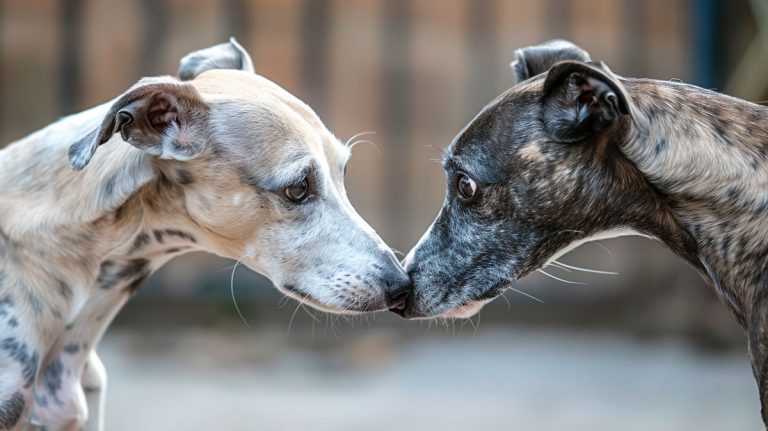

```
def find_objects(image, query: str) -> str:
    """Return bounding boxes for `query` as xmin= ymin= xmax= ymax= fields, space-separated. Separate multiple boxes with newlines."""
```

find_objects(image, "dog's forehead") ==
xmin=446 ymin=83 xmax=542 ymax=182
xmin=198 ymin=70 xmax=348 ymax=181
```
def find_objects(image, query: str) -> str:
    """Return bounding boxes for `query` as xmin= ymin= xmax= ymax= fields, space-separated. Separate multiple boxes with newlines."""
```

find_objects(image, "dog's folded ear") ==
xmin=540 ymin=60 xmax=647 ymax=143
xmin=178 ymin=37 xmax=255 ymax=81
xmin=68 ymin=77 xmax=209 ymax=170
xmin=511 ymin=39 xmax=591 ymax=84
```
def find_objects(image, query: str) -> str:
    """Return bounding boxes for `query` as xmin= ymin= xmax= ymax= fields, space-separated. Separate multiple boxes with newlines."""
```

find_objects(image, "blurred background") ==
xmin=1 ymin=0 xmax=766 ymax=429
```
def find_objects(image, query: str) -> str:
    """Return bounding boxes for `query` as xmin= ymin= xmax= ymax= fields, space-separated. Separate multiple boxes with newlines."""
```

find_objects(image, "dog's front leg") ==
xmin=80 ymin=351 xmax=106 ymax=431
xmin=748 ymin=290 xmax=768 ymax=429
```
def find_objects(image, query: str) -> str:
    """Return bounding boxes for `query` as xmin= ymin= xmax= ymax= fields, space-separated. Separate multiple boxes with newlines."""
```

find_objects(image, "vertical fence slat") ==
xmin=623 ymin=0 xmax=648 ymax=76
xmin=381 ymin=0 xmax=412 ymax=235
xmin=300 ymin=0 xmax=330 ymax=115
xmin=691 ymin=0 xmax=718 ymax=88
xmin=224 ymin=0 xmax=250 ymax=48
xmin=59 ymin=0 xmax=83 ymax=115
xmin=467 ymin=0 xmax=498 ymax=115
xmin=546 ymin=0 xmax=571 ymax=39
xmin=140 ymin=0 xmax=168 ymax=75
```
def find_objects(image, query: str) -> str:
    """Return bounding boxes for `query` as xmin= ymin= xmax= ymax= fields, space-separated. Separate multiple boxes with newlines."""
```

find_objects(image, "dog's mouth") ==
xmin=437 ymin=281 xmax=508 ymax=319
xmin=438 ymin=299 xmax=492 ymax=318
xmin=400 ymin=280 xmax=510 ymax=319
xmin=281 ymin=283 xmax=386 ymax=314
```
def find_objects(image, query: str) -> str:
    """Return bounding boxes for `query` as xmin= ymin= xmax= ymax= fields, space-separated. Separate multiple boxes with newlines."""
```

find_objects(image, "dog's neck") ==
xmin=0 ymin=105 xmax=200 ymax=328
xmin=0 ymin=104 xmax=152 ymax=235
xmin=618 ymin=79 xmax=768 ymax=322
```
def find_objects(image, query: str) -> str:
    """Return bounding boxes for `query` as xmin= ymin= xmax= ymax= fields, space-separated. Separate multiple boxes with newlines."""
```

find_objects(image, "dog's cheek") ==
xmin=184 ymin=186 xmax=272 ymax=241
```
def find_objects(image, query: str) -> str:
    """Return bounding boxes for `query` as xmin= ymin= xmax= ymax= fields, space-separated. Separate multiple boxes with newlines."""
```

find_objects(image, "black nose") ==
xmin=379 ymin=251 xmax=412 ymax=315
xmin=387 ymin=282 xmax=411 ymax=312
xmin=384 ymin=266 xmax=411 ymax=312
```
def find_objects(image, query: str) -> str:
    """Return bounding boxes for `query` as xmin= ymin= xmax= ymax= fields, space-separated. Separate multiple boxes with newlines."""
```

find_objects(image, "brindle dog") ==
xmin=400 ymin=39 xmax=768 ymax=425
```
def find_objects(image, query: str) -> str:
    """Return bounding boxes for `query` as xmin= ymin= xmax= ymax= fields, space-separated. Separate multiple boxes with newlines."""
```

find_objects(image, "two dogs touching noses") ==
xmin=2 ymin=35 xmax=768 ymax=429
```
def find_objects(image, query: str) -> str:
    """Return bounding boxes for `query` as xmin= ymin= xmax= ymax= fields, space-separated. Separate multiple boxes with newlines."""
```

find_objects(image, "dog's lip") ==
xmin=281 ymin=283 xmax=389 ymax=314
xmin=439 ymin=300 xmax=489 ymax=319
xmin=402 ymin=279 xmax=511 ymax=319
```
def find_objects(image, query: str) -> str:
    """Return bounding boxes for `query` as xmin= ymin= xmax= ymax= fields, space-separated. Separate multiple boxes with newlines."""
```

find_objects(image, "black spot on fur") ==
xmin=654 ymin=138 xmax=667 ymax=155
xmin=22 ymin=289 xmax=43 ymax=315
xmin=101 ymin=174 xmax=117 ymax=204
xmin=128 ymin=232 xmax=151 ymax=255
xmin=0 ymin=296 xmax=11 ymax=319
xmin=64 ymin=323 xmax=74 ymax=331
xmin=0 ymin=391 xmax=24 ymax=429
xmin=157 ymin=172 xmax=174 ymax=189
xmin=97 ymin=259 xmax=150 ymax=290
xmin=153 ymin=229 xmax=197 ymax=244
xmin=57 ymin=279 xmax=72 ymax=299
xmin=726 ymin=186 xmax=741 ymax=201
xmin=165 ymin=248 xmax=181 ymax=254
xmin=176 ymin=169 xmax=195 ymax=185
xmin=713 ymin=120 xmax=731 ymax=145
xmin=63 ymin=343 xmax=80 ymax=354
xmin=43 ymin=359 xmax=63 ymax=397
xmin=124 ymin=272 xmax=149 ymax=295
xmin=167 ymin=229 xmax=196 ymax=242
xmin=83 ymin=386 xmax=101 ymax=395
xmin=0 ymin=230 xmax=11 ymax=259
xmin=0 ymin=337 xmax=38 ymax=387
xmin=7 ymin=318 xmax=17 ymax=328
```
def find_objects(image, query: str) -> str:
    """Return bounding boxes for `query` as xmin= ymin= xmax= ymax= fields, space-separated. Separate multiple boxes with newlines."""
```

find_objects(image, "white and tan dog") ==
xmin=0 ymin=39 xmax=410 ymax=430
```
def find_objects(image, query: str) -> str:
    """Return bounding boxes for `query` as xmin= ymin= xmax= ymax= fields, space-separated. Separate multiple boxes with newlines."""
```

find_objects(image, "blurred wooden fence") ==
xmin=0 ymin=0 xmax=697 ymax=248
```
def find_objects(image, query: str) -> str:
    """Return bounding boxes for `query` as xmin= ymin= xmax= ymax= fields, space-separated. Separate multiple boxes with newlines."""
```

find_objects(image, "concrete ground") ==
xmin=99 ymin=326 xmax=762 ymax=431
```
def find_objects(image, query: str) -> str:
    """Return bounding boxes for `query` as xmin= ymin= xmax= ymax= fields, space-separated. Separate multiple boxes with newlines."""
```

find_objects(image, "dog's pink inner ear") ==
xmin=148 ymin=97 xmax=178 ymax=131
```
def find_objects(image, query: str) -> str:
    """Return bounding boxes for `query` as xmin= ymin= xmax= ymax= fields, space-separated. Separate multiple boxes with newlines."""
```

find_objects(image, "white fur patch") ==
xmin=543 ymin=228 xmax=653 ymax=268
xmin=244 ymin=243 xmax=258 ymax=258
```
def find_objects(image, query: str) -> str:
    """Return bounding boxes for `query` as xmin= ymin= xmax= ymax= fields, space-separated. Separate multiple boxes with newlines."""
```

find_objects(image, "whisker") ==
xmin=438 ymin=147 xmax=451 ymax=161
xmin=498 ymin=291 xmax=512 ymax=311
xmin=537 ymin=268 xmax=586 ymax=285
xmin=214 ymin=264 xmax=238 ymax=273
xmin=507 ymin=286 xmax=544 ymax=303
xmin=473 ymin=312 xmax=482 ymax=335
xmin=559 ymin=229 xmax=586 ymax=235
xmin=594 ymin=242 xmax=613 ymax=255
xmin=230 ymin=256 xmax=250 ymax=329
xmin=287 ymin=301 xmax=302 ymax=336
xmin=553 ymin=260 xmax=618 ymax=275
xmin=547 ymin=262 xmax=572 ymax=272
xmin=300 ymin=303 xmax=321 ymax=325
xmin=344 ymin=130 xmax=376 ymax=147
xmin=463 ymin=312 xmax=477 ymax=331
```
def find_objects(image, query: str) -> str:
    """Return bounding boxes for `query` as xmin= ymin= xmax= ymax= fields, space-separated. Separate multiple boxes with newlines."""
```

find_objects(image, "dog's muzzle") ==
xmin=384 ymin=254 xmax=412 ymax=313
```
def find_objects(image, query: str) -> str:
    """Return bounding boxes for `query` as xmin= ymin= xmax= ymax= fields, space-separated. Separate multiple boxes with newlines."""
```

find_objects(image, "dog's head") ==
xmin=69 ymin=39 xmax=409 ymax=314
xmin=401 ymin=40 xmax=655 ymax=318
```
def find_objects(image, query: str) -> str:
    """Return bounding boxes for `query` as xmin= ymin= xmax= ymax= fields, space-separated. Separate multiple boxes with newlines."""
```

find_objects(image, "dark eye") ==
xmin=285 ymin=177 xmax=309 ymax=203
xmin=456 ymin=172 xmax=477 ymax=201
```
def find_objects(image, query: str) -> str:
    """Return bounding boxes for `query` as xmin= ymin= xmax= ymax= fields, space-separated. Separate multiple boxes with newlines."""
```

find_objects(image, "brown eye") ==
xmin=285 ymin=177 xmax=309 ymax=203
xmin=456 ymin=173 xmax=477 ymax=200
